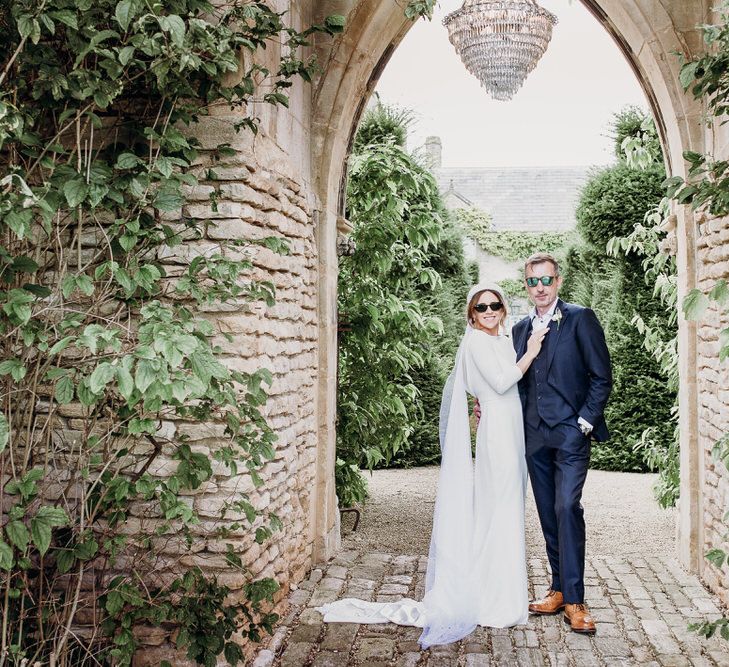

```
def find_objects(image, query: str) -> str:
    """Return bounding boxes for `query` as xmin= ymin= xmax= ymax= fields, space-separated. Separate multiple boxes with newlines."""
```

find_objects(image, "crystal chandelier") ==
xmin=443 ymin=0 xmax=558 ymax=101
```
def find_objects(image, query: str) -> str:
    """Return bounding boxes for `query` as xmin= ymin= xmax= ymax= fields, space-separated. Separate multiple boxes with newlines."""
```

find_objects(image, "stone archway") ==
xmin=308 ymin=0 xmax=710 ymax=573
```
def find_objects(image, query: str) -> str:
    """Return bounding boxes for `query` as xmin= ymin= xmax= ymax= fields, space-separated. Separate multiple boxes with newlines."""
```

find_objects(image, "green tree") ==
xmin=562 ymin=111 xmax=675 ymax=474
xmin=337 ymin=104 xmax=472 ymax=500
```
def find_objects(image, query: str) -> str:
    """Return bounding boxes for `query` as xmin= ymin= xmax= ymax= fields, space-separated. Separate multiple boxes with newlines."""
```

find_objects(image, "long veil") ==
xmin=418 ymin=326 xmax=477 ymax=646
xmin=317 ymin=282 xmax=510 ymax=648
xmin=419 ymin=282 xmax=506 ymax=648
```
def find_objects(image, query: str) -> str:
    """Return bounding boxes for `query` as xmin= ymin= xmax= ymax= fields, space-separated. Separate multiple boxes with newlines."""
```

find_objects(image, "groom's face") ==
xmin=525 ymin=261 xmax=562 ymax=311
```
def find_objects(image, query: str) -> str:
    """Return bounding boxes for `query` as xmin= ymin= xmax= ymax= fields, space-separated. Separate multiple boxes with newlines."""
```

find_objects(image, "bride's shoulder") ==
xmin=469 ymin=329 xmax=505 ymax=344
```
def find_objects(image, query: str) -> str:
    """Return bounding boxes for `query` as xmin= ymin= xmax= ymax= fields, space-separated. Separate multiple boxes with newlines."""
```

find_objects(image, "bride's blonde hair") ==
xmin=467 ymin=289 xmax=508 ymax=331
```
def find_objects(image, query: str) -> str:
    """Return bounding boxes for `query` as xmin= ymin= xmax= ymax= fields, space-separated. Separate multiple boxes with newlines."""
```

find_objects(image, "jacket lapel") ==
xmin=545 ymin=299 xmax=567 ymax=373
xmin=516 ymin=317 xmax=531 ymax=357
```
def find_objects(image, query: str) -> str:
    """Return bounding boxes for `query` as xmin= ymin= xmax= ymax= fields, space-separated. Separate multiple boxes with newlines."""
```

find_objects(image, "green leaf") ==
xmin=135 ymin=359 xmax=157 ymax=393
xmin=683 ymin=289 xmax=709 ymax=321
xmin=118 ymin=46 xmax=135 ymax=68
xmin=153 ymin=190 xmax=183 ymax=212
xmin=63 ymin=179 xmax=88 ymax=207
xmin=50 ymin=10 xmax=78 ymax=29
xmin=0 ymin=541 xmax=13 ymax=570
xmin=115 ymin=0 xmax=134 ymax=31
xmin=17 ymin=16 xmax=41 ymax=44
xmin=159 ymin=14 xmax=185 ymax=47
xmin=325 ymin=14 xmax=346 ymax=30
xmin=36 ymin=506 xmax=68 ymax=526
xmin=12 ymin=256 xmax=39 ymax=273
xmin=49 ymin=336 xmax=75 ymax=356
xmin=0 ymin=359 xmax=27 ymax=382
xmin=117 ymin=365 xmax=134 ymax=400
xmin=89 ymin=363 xmax=116 ymax=394
xmin=679 ymin=61 xmax=699 ymax=90
xmin=115 ymin=152 xmax=140 ymax=169
xmin=56 ymin=549 xmax=75 ymax=574
xmin=30 ymin=518 xmax=52 ymax=555
xmin=55 ymin=376 xmax=74 ymax=404
xmin=6 ymin=521 xmax=29 ymax=551
xmin=710 ymin=279 xmax=729 ymax=307
xmin=105 ymin=590 xmax=124 ymax=615
xmin=0 ymin=414 xmax=8 ymax=453
xmin=706 ymin=548 xmax=727 ymax=569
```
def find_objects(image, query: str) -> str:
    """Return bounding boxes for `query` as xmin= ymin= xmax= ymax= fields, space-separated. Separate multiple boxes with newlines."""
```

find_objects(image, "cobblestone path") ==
xmin=252 ymin=550 xmax=729 ymax=667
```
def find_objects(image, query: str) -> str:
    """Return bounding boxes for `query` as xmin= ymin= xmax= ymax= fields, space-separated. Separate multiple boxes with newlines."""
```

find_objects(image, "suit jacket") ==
xmin=511 ymin=299 xmax=612 ymax=442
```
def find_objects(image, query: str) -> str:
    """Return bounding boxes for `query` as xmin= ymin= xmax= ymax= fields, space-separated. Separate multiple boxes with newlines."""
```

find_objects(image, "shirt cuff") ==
xmin=578 ymin=416 xmax=593 ymax=432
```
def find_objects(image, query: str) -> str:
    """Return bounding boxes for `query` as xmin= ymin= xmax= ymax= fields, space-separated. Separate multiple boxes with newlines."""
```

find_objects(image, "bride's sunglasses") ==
xmin=474 ymin=302 xmax=504 ymax=313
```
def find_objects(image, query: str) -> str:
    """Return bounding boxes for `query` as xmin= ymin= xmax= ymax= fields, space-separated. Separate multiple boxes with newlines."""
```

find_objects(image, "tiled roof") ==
xmin=437 ymin=165 xmax=593 ymax=232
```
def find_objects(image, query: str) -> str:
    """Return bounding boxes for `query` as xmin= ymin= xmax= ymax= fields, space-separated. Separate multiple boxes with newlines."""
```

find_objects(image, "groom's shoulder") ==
xmin=513 ymin=314 xmax=530 ymax=332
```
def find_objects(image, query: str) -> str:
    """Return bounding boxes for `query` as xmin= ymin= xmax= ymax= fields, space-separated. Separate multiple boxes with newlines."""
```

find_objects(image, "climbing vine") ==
xmin=0 ymin=1 xmax=342 ymax=665
xmin=455 ymin=206 xmax=572 ymax=263
xmin=662 ymin=0 xmax=729 ymax=640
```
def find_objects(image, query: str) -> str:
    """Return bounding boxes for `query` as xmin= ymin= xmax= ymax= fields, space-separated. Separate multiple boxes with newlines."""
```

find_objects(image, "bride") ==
xmin=318 ymin=283 xmax=549 ymax=647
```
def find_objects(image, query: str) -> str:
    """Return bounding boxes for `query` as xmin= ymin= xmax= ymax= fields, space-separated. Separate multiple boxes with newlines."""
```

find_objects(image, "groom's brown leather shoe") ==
xmin=564 ymin=603 xmax=597 ymax=634
xmin=528 ymin=589 xmax=565 ymax=615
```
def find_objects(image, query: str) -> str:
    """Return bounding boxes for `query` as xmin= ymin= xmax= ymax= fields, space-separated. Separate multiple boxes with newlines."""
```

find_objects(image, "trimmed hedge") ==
xmin=562 ymin=161 xmax=674 ymax=471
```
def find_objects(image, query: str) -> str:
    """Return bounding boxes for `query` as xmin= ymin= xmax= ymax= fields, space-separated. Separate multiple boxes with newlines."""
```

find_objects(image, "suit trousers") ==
xmin=525 ymin=418 xmax=590 ymax=604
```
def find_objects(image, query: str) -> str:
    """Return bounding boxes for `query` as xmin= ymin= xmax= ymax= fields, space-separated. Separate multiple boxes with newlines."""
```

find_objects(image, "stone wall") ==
xmin=696 ymin=207 xmax=729 ymax=607
xmin=132 ymin=2 xmax=325 ymax=659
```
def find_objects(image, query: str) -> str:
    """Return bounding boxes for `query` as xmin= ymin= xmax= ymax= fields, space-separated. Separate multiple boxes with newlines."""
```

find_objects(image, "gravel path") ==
xmin=342 ymin=467 xmax=677 ymax=559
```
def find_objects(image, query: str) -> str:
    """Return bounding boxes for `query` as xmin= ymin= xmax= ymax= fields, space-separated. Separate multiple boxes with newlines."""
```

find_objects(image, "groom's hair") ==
xmin=524 ymin=252 xmax=560 ymax=276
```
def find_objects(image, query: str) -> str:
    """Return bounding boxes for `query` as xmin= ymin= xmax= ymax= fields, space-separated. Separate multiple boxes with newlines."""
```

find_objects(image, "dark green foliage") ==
xmin=352 ymin=103 xmax=412 ymax=151
xmin=576 ymin=163 xmax=666 ymax=246
xmin=389 ymin=215 xmax=472 ymax=468
xmin=609 ymin=106 xmax=663 ymax=163
xmin=338 ymin=105 xmax=472 ymax=490
xmin=337 ymin=107 xmax=445 ymax=497
xmin=562 ymin=111 xmax=675 ymax=473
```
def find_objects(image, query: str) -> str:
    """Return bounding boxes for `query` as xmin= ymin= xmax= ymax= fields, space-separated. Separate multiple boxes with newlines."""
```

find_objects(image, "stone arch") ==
xmin=309 ymin=0 xmax=710 ymax=571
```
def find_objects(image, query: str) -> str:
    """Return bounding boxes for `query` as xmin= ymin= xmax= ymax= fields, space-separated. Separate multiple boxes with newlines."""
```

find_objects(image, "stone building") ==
xmin=423 ymin=134 xmax=591 ymax=323
xmin=35 ymin=0 xmax=728 ymax=662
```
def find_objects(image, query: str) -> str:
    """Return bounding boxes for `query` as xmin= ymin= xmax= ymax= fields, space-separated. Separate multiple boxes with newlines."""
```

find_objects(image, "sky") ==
xmin=374 ymin=0 xmax=650 ymax=168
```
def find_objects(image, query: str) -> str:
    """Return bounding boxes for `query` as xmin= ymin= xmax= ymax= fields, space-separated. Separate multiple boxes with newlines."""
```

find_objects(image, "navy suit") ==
xmin=511 ymin=299 xmax=612 ymax=604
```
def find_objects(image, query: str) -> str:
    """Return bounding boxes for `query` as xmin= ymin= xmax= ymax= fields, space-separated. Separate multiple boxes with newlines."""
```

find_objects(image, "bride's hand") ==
xmin=526 ymin=327 xmax=549 ymax=357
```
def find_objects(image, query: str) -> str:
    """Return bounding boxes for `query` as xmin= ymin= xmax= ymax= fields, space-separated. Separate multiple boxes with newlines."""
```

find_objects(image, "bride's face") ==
xmin=473 ymin=290 xmax=504 ymax=335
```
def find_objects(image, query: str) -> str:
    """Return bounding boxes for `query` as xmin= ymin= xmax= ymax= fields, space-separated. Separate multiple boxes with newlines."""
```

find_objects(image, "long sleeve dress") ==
xmin=317 ymin=328 xmax=528 ymax=641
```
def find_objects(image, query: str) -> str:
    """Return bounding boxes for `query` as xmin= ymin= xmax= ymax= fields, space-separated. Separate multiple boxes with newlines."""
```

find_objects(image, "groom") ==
xmin=512 ymin=252 xmax=612 ymax=635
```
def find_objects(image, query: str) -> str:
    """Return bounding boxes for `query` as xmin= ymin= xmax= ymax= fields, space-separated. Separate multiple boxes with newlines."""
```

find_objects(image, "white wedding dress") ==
xmin=319 ymin=284 xmax=528 ymax=648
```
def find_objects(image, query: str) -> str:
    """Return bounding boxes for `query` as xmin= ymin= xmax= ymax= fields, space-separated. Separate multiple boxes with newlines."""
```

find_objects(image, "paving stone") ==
xmin=320 ymin=623 xmax=359 ymax=651
xmin=567 ymin=649 xmax=601 ymax=666
xmin=356 ymin=637 xmax=395 ymax=661
xmin=251 ymin=649 xmax=274 ymax=667
xmin=311 ymin=650 xmax=351 ymax=667
xmin=594 ymin=637 xmax=631 ymax=658
xmin=396 ymin=652 xmax=422 ymax=667
xmin=251 ymin=553 xmax=729 ymax=667
xmin=290 ymin=622 xmax=323 ymax=643
xmin=515 ymin=648 xmax=543 ymax=666
xmin=657 ymin=655 xmax=692 ymax=667
xmin=280 ymin=641 xmax=314 ymax=667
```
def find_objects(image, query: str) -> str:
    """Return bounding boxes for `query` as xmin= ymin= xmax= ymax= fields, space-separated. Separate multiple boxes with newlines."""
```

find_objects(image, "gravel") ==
xmin=341 ymin=466 xmax=677 ymax=559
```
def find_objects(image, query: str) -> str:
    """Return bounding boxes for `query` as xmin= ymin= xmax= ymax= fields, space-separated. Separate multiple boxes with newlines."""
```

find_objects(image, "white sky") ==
xmin=374 ymin=0 xmax=649 ymax=168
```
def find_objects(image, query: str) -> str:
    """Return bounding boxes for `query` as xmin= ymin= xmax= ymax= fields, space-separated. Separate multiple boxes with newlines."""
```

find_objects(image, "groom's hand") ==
xmin=474 ymin=399 xmax=481 ymax=422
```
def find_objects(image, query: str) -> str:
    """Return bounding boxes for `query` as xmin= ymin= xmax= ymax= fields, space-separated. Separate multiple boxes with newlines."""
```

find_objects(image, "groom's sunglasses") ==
xmin=474 ymin=302 xmax=504 ymax=313
xmin=526 ymin=275 xmax=556 ymax=287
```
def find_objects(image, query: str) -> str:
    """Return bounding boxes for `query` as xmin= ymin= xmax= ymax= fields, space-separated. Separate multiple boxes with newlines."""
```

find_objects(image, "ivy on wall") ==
xmin=0 ymin=1 xmax=343 ymax=665
xmin=454 ymin=206 xmax=572 ymax=263
xmin=669 ymin=0 xmax=729 ymax=641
